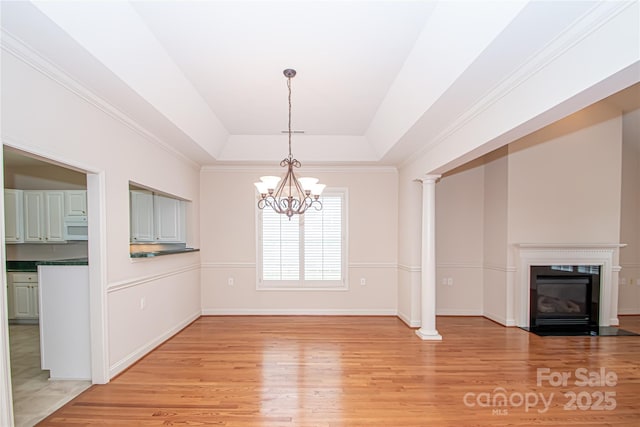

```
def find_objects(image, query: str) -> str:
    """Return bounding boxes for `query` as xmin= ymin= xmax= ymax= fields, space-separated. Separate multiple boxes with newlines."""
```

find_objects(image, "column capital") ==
xmin=417 ymin=174 xmax=441 ymax=184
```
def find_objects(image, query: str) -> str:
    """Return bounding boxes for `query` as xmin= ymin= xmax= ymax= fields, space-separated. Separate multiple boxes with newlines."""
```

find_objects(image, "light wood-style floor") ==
xmin=38 ymin=316 xmax=640 ymax=426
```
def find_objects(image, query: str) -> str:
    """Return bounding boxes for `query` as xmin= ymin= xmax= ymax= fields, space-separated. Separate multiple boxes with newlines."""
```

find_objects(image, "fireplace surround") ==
xmin=515 ymin=244 xmax=624 ymax=329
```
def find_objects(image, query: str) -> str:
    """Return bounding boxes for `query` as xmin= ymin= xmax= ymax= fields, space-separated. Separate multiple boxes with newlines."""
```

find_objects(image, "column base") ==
xmin=415 ymin=328 xmax=442 ymax=341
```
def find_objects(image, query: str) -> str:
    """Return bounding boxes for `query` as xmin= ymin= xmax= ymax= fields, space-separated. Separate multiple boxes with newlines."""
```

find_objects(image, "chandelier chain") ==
xmin=287 ymin=76 xmax=293 ymax=159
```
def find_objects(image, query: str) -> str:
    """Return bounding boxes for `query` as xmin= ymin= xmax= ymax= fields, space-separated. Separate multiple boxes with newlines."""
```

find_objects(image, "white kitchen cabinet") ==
xmin=9 ymin=272 xmax=39 ymax=320
xmin=45 ymin=192 xmax=65 ymax=241
xmin=4 ymin=189 xmax=24 ymax=243
xmin=130 ymin=191 xmax=185 ymax=243
xmin=64 ymin=190 xmax=87 ymax=216
xmin=23 ymin=191 xmax=65 ymax=242
xmin=154 ymin=194 xmax=185 ymax=242
xmin=130 ymin=190 xmax=154 ymax=242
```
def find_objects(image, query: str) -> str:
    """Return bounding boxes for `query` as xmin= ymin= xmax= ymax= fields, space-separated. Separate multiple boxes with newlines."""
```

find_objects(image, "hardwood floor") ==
xmin=38 ymin=316 xmax=640 ymax=426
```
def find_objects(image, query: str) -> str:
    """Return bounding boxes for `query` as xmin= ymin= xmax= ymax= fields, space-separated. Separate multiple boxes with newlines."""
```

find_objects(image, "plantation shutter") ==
xmin=262 ymin=208 xmax=299 ymax=280
xmin=304 ymin=195 xmax=342 ymax=280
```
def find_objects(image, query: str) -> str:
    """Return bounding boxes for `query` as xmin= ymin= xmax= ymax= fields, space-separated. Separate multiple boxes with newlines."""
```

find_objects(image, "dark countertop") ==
xmin=6 ymin=260 xmax=38 ymax=272
xmin=37 ymin=258 xmax=89 ymax=266
xmin=7 ymin=258 xmax=89 ymax=271
xmin=130 ymin=248 xmax=200 ymax=258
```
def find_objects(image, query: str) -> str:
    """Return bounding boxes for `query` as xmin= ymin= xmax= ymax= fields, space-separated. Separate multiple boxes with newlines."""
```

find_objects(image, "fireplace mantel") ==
xmin=514 ymin=243 xmax=625 ymax=328
xmin=516 ymin=243 xmax=625 ymax=250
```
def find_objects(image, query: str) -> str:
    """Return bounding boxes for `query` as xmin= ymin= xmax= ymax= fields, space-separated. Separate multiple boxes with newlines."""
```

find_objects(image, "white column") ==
xmin=416 ymin=174 xmax=442 ymax=341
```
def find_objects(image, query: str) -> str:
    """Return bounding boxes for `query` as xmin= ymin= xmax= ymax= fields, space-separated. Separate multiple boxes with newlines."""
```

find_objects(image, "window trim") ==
xmin=256 ymin=188 xmax=348 ymax=291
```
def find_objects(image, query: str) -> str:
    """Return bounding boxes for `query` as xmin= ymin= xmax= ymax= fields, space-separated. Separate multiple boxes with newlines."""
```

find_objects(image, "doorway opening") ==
xmin=1 ymin=146 xmax=106 ymax=426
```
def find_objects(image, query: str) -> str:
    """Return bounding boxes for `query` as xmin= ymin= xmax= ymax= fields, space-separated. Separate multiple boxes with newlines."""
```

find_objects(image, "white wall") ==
xmin=481 ymin=147 xmax=510 ymax=324
xmin=619 ymin=108 xmax=640 ymax=314
xmin=504 ymin=102 xmax=623 ymax=325
xmin=1 ymin=50 xmax=201 ymax=378
xmin=435 ymin=160 xmax=484 ymax=315
xmin=396 ymin=168 xmax=422 ymax=326
xmin=200 ymin=167 xmax=398 ymax=314
xmin=417 ymin=102 xmax=625 ymax=326
xmin=507 ymin=103 xmax=623 ymax=245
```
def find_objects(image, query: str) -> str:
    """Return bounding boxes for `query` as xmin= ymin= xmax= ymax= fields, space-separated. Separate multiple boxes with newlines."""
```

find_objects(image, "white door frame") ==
xmin=0 ymin=144 xmax=109 ymax=426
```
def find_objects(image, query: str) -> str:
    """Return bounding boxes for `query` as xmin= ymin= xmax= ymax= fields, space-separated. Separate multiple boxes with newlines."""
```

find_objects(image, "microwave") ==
xmin=63 ymin=216 xmax=88 ymax=240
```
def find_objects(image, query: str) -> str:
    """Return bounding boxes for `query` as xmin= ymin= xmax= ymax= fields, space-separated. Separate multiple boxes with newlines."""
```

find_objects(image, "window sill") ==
xmin=257 ymin=284 xmax=348 ymax=291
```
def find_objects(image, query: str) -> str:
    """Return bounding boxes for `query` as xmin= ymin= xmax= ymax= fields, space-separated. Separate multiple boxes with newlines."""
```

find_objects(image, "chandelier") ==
xmin=254 ymin=69 xmax=325 ymax=218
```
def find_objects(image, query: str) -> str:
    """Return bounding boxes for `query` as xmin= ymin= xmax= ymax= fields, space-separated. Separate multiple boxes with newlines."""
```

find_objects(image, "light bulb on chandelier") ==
xmin=254 ymin=69 xmax=325 ymax=218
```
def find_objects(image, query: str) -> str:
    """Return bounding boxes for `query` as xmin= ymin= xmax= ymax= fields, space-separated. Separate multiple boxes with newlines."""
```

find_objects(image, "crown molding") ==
xmin=0 ymin=29 xmax=200 ymax=170
xmin=201 ymin=164 xmax=398 ymax=174
xmin=400 ymin=1 xmax=635 ymax=169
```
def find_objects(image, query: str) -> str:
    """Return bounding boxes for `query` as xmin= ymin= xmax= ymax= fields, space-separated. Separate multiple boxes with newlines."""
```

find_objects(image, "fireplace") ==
xmin=529 ymin=265 xmax=600 ymax=331
xmin=515 ymin=244 xmax=622 ymax=329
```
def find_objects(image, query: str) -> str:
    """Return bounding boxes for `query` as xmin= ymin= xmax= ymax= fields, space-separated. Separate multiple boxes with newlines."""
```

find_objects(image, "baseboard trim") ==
xmin=617 ymin=309 xmax=640 ymax=315
xmin=436 ymin=309 xmax=483 ymax=316
xmin=109 ymin=310 xmax=201 ymax=379
xmin=202 ymin=308 xmax=397 ymax=316
xmin=482 ymin=311 xmax=516 ymax=327
xmin=397 ymin=310 xmax=420 ymax=328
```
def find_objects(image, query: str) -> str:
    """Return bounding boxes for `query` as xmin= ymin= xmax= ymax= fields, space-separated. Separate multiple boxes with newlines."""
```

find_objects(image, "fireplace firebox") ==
xmin=529 ymin=265 xmax=600 ymax=331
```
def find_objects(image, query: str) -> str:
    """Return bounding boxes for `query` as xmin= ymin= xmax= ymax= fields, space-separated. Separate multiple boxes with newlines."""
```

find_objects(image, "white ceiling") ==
xmin=133 ymin=1 xmax=434 ymax=136
xmin=1 ymin=1 xmax=638 ymax=168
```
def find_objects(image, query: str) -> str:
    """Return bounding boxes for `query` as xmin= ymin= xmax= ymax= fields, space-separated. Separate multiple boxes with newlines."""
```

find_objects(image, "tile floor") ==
xmin=9 ymin=324 xmax=91 ymax=427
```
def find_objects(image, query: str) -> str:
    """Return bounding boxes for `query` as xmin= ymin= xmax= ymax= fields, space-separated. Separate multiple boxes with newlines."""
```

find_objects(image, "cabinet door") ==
xmin=64 ymin=190 xmax=87 ymax=216
xmin=45 ymin=191 xmax=65 ymax=242
xmin=23 ymin=191 xmax=45 ymax=242
xmin=130 ymin=190 xmax=154 ymax=242
xmin=154 ymin=195 xmax=184 ymax=242
xmin=11 ymin=273 xmax=39 ymax=319
xmin=4 ymin=189 xmax=24 ymax=243
xmin=13 ymin=283 xmax=35 ymax=319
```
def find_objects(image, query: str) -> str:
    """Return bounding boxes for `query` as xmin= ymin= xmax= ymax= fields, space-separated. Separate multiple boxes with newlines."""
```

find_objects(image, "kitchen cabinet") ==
xmin=4 ymin=189 xmax=24 ymax=243
xmin=23 ymin=191 xmax=65 ymax=242
xmin=8 ymin=272 xmax=39 ymax=320
xmin=64 ymin=190 xmax=87 ymax=216
xmin=130 ymin=190 xmax=154 ymax=242
xmin=154 ymin=194 xmax=185 ymax=242
xmin=130 ymin=191 xmax=185 ymax=243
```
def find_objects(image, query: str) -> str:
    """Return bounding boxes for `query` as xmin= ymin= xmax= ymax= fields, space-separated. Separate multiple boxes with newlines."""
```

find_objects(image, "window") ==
xmin=257 ymin=190 xmax=347 ymax=289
